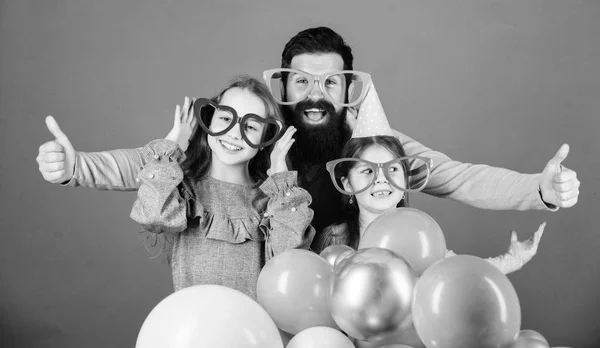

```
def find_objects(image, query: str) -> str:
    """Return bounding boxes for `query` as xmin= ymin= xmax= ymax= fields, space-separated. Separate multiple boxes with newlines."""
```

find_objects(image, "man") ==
xmin=37 ymin=27 xmax=580 ymax=246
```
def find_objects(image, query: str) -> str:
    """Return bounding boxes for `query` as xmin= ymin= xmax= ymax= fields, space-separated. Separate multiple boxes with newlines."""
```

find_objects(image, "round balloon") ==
xmin=286 ymin=326 xmax=355 ymax=348
xmin=136 ymin=285 xmax=282 ymax=348
xmin=358 ymin=208 xmax=446 ymax=275
xmin=507 ymin=338 xmax=550 ymax=348
xmin=330 ymin=248 xmax=418 ymax=342
xmin=334 ymin=249 xmax=355 ymax=268
xmin=320 ymin=244 xmax=355 ymax=268
xmin=354 ymin=321 xmax=425 ymax=348
xmin=257 ymin=249 xmax=337 ymax=335
xmin=515 ymin=330 xmax=549 ymax=345
xmin=412 ymin=255 xmax=521 ymax=348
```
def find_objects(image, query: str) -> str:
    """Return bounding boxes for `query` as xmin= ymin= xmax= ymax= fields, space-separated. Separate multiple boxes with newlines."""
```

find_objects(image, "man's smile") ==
xmin=303 ymin=108 xmax=328 ymax=124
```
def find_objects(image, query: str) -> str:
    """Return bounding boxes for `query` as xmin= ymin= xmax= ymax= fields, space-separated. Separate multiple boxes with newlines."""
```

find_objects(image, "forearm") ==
xmin=130 ymin=140 xmax=188 ymax=234
xmin=63 ymin=148 xmax=145 ymax=191
xmin=446 ymin=249 xmax=523 ymax=274
xmin=260 ymin=171 xmax=316 ymax=258
xmin=395 ymin=130 xmax=554 ymax=211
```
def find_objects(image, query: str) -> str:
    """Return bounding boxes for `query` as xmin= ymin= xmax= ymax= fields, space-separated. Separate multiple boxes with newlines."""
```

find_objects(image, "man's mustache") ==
xmin=294 ymin=99 xmax=337 ymax=116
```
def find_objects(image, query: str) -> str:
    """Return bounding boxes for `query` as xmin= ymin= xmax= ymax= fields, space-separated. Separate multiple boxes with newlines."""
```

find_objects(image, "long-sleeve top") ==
xmin=130 ymin=139 xmax=315 ymax=299
xmin=64 ymin=130 xmax=555 ymax=244
xmin=312 ymin=222 xmax=529 ymax=274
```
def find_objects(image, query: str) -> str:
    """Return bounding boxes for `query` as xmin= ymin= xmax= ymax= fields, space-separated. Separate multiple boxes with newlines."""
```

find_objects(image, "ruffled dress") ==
xmin=130 ymin=139 xmax=315 ymax=299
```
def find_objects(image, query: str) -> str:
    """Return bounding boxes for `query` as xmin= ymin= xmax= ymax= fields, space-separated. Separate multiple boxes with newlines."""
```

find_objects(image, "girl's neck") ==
xmin=209 ymin=161 xmax=253 ymax=185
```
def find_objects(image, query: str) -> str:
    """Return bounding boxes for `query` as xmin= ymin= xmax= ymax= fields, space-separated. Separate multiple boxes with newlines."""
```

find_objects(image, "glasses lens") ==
xmin=241 ymin=116 xmax=282 ymax=148
xmin=331 ymin=159 xmax=374 ymax=194
xmin=387 ymin=157 xmax=430 ymax=192
xmin=265 ymin=69 xmax=312 ymax=104
xmin=323 ymin=72 xmax=368 ymax=106
xmin=196 ymin=102 xmax=235 ymax=136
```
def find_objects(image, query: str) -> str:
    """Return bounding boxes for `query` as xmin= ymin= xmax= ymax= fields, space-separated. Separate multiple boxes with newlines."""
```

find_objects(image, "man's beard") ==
xmin=283 ymin=99 xmax=351 ymax=166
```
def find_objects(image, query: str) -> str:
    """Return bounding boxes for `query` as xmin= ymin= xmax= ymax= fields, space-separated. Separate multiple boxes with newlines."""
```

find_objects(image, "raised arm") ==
xmin=130 ymin=139 xmax=189 ymax=234
xmin=394 ymin=130 xmax=579 ymax=211
xmin=446 ymin=222 xmax=546 ymax=274
xmin=37 ymin=115 xmax=146 ymax=191
xmin=260 ymin=126 xmax=316 ymax=258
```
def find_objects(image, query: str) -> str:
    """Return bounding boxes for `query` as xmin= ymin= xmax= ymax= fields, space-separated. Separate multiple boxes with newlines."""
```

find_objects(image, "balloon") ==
xmin=330 ymin=248 xmax=418 ymax=342
xmin=358 ymin=208 xmax=446 ymax=275
xmin=320 ymin=244 xmax=355 ymax=268
xmin=412 ymin=255 xmax=521 ymax=348
xmin=334 ymin=249 xmax=355 ymax=268
xmin=354 ymin=322 xmax=425 ymax=348
xmin=256 ymin=249 xmax=337 ymax=334
xmin=380 ymin=345 xmax=415 ymax=348
xmin=516 ymin=330 xmax=549 ymax=345
xmin=286 ymin=326 xmax=355 ymax=348
xmin=136 ymin=285 xmax=282 ymax=348
xmin=507 ymin=338 xmax=550 ymax=348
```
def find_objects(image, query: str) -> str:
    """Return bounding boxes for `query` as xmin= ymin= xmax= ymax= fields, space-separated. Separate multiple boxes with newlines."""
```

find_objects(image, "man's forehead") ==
xmin=290 ymin=53 xmax=344 ymax=75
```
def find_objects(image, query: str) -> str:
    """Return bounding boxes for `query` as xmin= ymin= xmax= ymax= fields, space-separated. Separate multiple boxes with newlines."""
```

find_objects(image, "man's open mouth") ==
xmin=303 ymin=108 xmax=328 ymax=124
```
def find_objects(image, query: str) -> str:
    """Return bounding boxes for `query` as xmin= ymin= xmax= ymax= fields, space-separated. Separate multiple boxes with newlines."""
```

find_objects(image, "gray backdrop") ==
xmin=1 ymin=0 xmax=599 ymax=347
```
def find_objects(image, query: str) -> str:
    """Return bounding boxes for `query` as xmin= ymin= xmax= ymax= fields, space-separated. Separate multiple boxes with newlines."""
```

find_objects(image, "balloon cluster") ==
xmin=135 ymin=207 xmax=565 ymax=348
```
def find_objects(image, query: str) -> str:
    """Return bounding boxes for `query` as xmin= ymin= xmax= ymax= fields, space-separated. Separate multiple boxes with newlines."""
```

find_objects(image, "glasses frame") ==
xmin=193 ymin=98 xmax=285 ymax=149
xmin=325 ymin=156 xmax=433 ymax=195
xmin=262 ymin=68 xmax=372 ymax=107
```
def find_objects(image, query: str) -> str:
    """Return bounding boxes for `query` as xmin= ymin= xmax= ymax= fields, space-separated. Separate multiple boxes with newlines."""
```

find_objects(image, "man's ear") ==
xmin=347 ymin=80 xmax=355 ymax=103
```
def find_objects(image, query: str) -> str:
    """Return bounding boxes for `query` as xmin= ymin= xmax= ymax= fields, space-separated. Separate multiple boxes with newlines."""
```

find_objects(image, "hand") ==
xmin=36 ymin=116 xmax=76 ymax=184
xmin=507 ymin=222 xmax=546 ymax=265
xmin=165 ymin=96 xmax=197 ymax=152
xmin=345 ymin=107 xmax=358 ymax=132
xmin=268 ymin=126 xmax=296 ymax=175
xmin=539 ymin=144 xmax=580 ymax=208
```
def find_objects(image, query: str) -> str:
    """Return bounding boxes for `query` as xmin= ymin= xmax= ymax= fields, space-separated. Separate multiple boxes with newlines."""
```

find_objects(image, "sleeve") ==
xmin=445 ymin=249 xmax=525 ymax=274
xmin=129 ymin=139 xmax=191 ymax=234
xmin=62 ymin=148 xmax=146 ymax=191
xmin=394 ymin=129 xmax=558 ymax=212
xmin=259 ymin=171 xmax=316 ymax=259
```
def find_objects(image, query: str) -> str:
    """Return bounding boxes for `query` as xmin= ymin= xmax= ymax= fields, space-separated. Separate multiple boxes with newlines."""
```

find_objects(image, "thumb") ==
xmin=510 ymin=231 xmax=518 ymax=244
xmin=548 ymin=144 xmax=570 ymax=168
xmin=45 ymin=116 xmax=73 ymax=149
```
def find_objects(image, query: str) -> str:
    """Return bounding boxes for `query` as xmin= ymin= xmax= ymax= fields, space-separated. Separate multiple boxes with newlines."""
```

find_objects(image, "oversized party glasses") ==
xmin=325 ymin=156 xmax=433 ymax=195
xmin=193 ymin=98 xmax=285 ymax=148
xmin=263 ymin=69 xmax=372 ymax=107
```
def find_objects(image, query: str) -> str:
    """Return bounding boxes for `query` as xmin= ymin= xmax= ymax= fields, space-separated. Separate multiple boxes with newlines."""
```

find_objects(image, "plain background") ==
xmin=1 ymin=0 xmax=599 ymax=347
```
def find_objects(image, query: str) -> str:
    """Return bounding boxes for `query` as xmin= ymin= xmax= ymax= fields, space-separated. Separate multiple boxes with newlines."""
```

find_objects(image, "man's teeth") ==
xmin=372 ymin=191 xmax=391 ymax=197
xmin=219 ymin=140 xmax=242 ymax=151
xmin=305 ymin=108 xmax=325 ymax=113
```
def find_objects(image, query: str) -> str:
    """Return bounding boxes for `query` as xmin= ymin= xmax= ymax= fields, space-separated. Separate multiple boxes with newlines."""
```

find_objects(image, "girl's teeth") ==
xmin=220 ymin=140 xmax=241 ymax=151
xmin=372 ymin=191 xmax=391 ymax=197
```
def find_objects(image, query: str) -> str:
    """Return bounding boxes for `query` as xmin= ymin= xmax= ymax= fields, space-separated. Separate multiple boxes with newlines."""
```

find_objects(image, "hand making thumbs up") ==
xmin=539 ymin=144 xmax=580 ymax=208
xmin=36 ymin=116 xmax=76 ymax=184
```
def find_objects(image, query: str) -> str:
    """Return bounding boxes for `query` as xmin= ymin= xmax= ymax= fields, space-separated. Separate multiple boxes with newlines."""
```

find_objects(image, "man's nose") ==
xmin=308 ymin=80 xmax=324 ymax=99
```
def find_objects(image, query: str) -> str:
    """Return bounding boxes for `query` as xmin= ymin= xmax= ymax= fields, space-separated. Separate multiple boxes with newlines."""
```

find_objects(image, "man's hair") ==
xmin=281 ymin=27 xmax=354 ymax=71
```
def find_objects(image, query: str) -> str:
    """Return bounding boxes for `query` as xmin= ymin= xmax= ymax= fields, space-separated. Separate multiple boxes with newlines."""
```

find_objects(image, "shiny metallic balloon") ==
xmin=329 ymin=248 xmax=418 ymax=342
xmin=320 ymin=244 xmax=355 ymax=268
xmin=515 ymin=330 xmax=549 ymax=345
xmin=334 ymin=249 xmax=355 ymax=268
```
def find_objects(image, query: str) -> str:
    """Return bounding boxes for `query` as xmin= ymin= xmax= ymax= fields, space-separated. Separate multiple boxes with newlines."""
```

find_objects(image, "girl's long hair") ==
xmin=144 ymin=75 xmax=284 ymax=262
xmin=336 ymin=135 xmax=409 ymax=249
xmin=181 ymin=75 xmax=284 ymax=182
